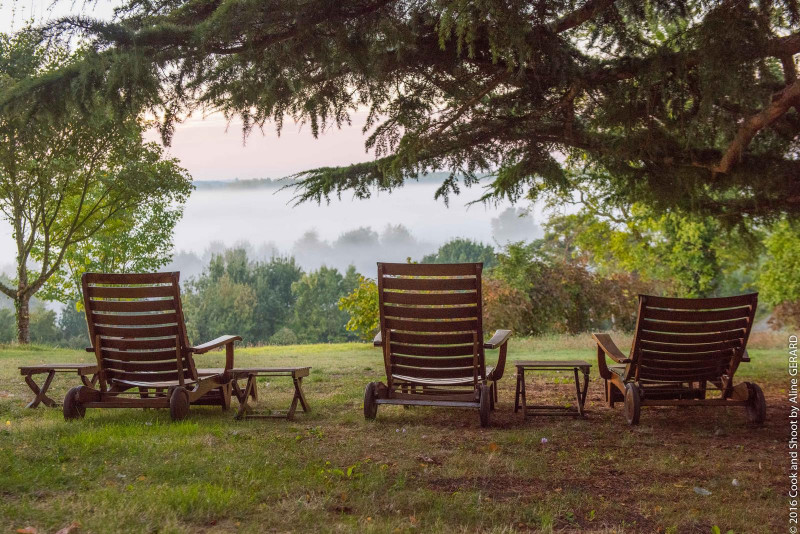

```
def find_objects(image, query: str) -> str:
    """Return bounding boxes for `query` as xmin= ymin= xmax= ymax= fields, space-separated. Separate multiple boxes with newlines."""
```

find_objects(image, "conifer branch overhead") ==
xmin=5 ymin=0 xmax=800 ymax=222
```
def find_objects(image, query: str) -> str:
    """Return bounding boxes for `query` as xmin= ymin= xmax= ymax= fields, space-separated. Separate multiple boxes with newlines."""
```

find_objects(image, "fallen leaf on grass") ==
xmin=488 ymin=442 xmax=499 ymax=453
xmin=16 ymin=528 xmax=37 ymax=534
xmin=55 ymin=521 xmax=80 ymax=534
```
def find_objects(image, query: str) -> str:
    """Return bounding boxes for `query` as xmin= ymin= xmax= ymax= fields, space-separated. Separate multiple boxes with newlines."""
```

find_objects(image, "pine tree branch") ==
xmin=586 ymin=31 xmax=800 ymax=86
xmin=429 ymin=72 xmax=509 ymax=137
xmin=713 ymin=78 xmax=800 ymax=174
xmin=548 ymin=0 xmax=616 ymax=33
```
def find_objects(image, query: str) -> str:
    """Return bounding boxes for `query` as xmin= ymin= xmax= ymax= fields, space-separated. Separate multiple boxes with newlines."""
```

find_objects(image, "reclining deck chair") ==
xmin=365 ymin=263 xmax=511 ymax=427
xmin=593 ymin=293 xmax=766 ymax=425
xmin=63 ymin=272 xmax=241 ymax=421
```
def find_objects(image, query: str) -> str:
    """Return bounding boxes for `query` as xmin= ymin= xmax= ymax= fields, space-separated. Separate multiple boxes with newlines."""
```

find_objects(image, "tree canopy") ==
xmin=0 ymin=31 xmax=191 ymax=342
xmin=8 ymin=0 xmax=798 ymax=223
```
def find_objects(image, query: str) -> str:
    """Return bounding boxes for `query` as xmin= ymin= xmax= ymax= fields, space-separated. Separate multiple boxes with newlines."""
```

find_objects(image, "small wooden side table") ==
xmin=514 ymin=360 xmax=591 ymax=418
xmin=19 ymin=364 xmax=98 ymax=408
xmin=229 ymin=367 xmax=311 ymax=420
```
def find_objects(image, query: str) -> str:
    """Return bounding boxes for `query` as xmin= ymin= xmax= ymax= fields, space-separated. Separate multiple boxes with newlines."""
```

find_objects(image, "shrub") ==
xmin=421 ymin=238 xmax=497 ymax=268
xmin=269 ymin=327 xmax=299 ymax=345
xmin=485 ymin=242 xmax=664 ymax=335
xmin=338 ymin=275 xmax=379 ymax=341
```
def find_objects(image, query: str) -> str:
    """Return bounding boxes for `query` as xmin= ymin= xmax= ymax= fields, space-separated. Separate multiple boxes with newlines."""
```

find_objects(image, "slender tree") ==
xmin=0 ymin=32 xmax=191 ymax=343
xmin=10 ymin=0 xmax=800 ymax=221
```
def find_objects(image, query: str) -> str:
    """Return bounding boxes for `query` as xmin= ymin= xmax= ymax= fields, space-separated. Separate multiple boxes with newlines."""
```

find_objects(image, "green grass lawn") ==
xmin=0 ymin=334 xmax=788 ymax=533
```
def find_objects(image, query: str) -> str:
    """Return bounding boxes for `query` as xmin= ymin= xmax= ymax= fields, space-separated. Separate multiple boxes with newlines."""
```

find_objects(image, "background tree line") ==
xmin=10 ymin=204 xmax=799 ymax=348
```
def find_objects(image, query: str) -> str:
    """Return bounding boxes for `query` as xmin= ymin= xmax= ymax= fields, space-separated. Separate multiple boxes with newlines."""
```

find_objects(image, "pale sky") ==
xmin=1 ymin=0 xmax=377 ymax=181
xmin=144 ymin=112 xmax=376 ymax=181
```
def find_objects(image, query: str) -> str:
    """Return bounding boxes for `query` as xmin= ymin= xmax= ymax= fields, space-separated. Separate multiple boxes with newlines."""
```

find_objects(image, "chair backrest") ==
xmin=377 ymin=263 xmax=485 ymax=387
xmin=632 ymin=293 xmax=758 ymax=384
xmin=82 ymin=272 xmax=195 ymax=389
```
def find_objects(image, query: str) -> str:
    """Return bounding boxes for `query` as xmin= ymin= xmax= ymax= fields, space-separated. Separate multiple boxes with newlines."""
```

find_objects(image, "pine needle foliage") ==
xmin=6 ymin=0 xmax=800 ymax=221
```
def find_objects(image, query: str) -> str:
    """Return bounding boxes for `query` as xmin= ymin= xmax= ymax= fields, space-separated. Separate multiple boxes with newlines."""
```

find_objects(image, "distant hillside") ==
xmin=193 ymin=172 xmax=455 ymax=190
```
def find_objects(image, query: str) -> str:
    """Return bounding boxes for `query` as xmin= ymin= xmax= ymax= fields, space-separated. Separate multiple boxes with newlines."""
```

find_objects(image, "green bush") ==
xmin=269 ymin=327 xmax=299 ymax=345
xmin=338 ymin=275 xmax=379 ymax=341
xmin=421 ymin=238 xmax=497 ymax=268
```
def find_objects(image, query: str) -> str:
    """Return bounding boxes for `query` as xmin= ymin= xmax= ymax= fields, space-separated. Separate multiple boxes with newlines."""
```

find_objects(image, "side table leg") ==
xmin=235 ymin=375 xmax=256 ymax=420
xmin=293 ymin=377 xmax=310 ymax=413
xmin=520 ymin=370 xmax=527 ymax=418
xmin=25 ymin=371 xmax=57 ymax=408
xmin=287 ymin=389 xmax=299 ymax=421
xmin=581 ymin=369 xmax=590 ymax=415
xmin=232 ymin=378 xmax=246 ymax=404
xmin=514 ymin=373 xmax=520 ymax=413
xmin=573 ymin=368 xmax=583 ymax=417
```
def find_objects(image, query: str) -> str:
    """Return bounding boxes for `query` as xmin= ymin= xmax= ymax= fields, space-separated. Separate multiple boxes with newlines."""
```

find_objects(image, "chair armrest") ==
xmin=373 ymin=331 xmax=382 ymax=347
xmin=483 ymin=329 xmax=512 ymax=350
xmin=591 ymin=333 xmax=630 ymax=364
xmin=485 ymin=330 xmax=512 ymax=383
xmin=741 ymin=349 xmax=751 ymax=363
xmin=191 ymin=335 xmax=242 ymax=354
xmin=85 ymin=347 xmax=94 ymax=353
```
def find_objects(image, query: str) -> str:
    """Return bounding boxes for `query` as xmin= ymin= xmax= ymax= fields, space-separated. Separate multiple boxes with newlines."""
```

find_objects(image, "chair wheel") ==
xmin=169 ymin=386 xmax=190 ymax=421
xmin=63 ymin=386 xmax=86 ymax=420
xmin=479 ymin=384 xmax=491 ymax=428
xmin=364 ymin=382 xmax=378 ymax=420
xmin=624 ymin=383 xmax=641 ymax=425
xmin=746 ymin=382 xmax=766 ymax=425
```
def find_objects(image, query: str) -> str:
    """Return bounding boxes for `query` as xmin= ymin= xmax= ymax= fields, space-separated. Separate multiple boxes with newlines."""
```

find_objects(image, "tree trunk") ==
xmin=16 ymin=292 xmax=30 ymax=344
xmin=16 ymin=262 xmax=29 ymax=344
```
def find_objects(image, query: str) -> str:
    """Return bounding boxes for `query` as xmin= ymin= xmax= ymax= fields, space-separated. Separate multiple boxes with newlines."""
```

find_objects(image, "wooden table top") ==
xmin=514 ymin=360 xmax=591 ymax=369
xmin=19 ymin=363 xmax=98 ymax=375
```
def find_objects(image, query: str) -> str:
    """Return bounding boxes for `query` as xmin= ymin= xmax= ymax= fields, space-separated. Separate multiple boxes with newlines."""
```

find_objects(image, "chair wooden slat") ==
xmin=99 ymin=337 xmax=179 ymax=350
xmin=93 ymin=324 xmax=180 ymax=338
xmin=383 ymin=292 xmax=478 ymax=305
xmin=380 ymin=263 xmax=478 ymax=276
xmin=638 ymin=330 xmax=747 ymax=344
xmin=388 ymin=332 xmax=476 ymax=345
xmin=91 ymin=312 xmax=178 ymax=326
xmin=84 ymin=272 xmax=176 ymax=284
xmin=391 ymin=355 xmax=476 ymax=368
xmin=391 ymin=365 xmax=475 ymax=380
xmin=89 ymin=299 xmax=176 ymax=313
xmin=381 ymin=277 xmax=477 ymax=291
xmin=384 ymin=318 xmax=479 ymax=332
xmin=86 ymin=285 xmax=176 ymax=299
xmin=100 ymin=348 xmax=179 ymax=362
xmin=640 ymin=349 xmax=734 ymax=362
xmin=107 ymin=370 xmax=184 ymax=383
xmin=104 ymin=359 xmax=186 ymax=373
xmin=390 ymin=343 xmax=474 ymax=357
xmin=638 ymin=358 xmax=729 ymax=370
xmin=384 ymin=305 xmax=477 ymax=320
xmin=644 ymin=294 xmax=756 ymax=310
xmin=641 ymin=317 xmax=749 ymax=333
xmin=643 ymin=307 xmax=751 ymax=322
xmin=637 ymin=368 xmax=723 ymax=382
xmin=640 ymin=339 xmax=743 ymax=353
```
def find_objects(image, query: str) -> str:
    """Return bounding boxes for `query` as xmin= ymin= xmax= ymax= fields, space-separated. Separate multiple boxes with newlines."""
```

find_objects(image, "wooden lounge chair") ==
xmin=365 ymin=263 xmax=511 ymax=427
xmin=593 ymin=293 xmax=766 ymax=425
xmin=63 ymin=272 xmax=241 ymax=421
